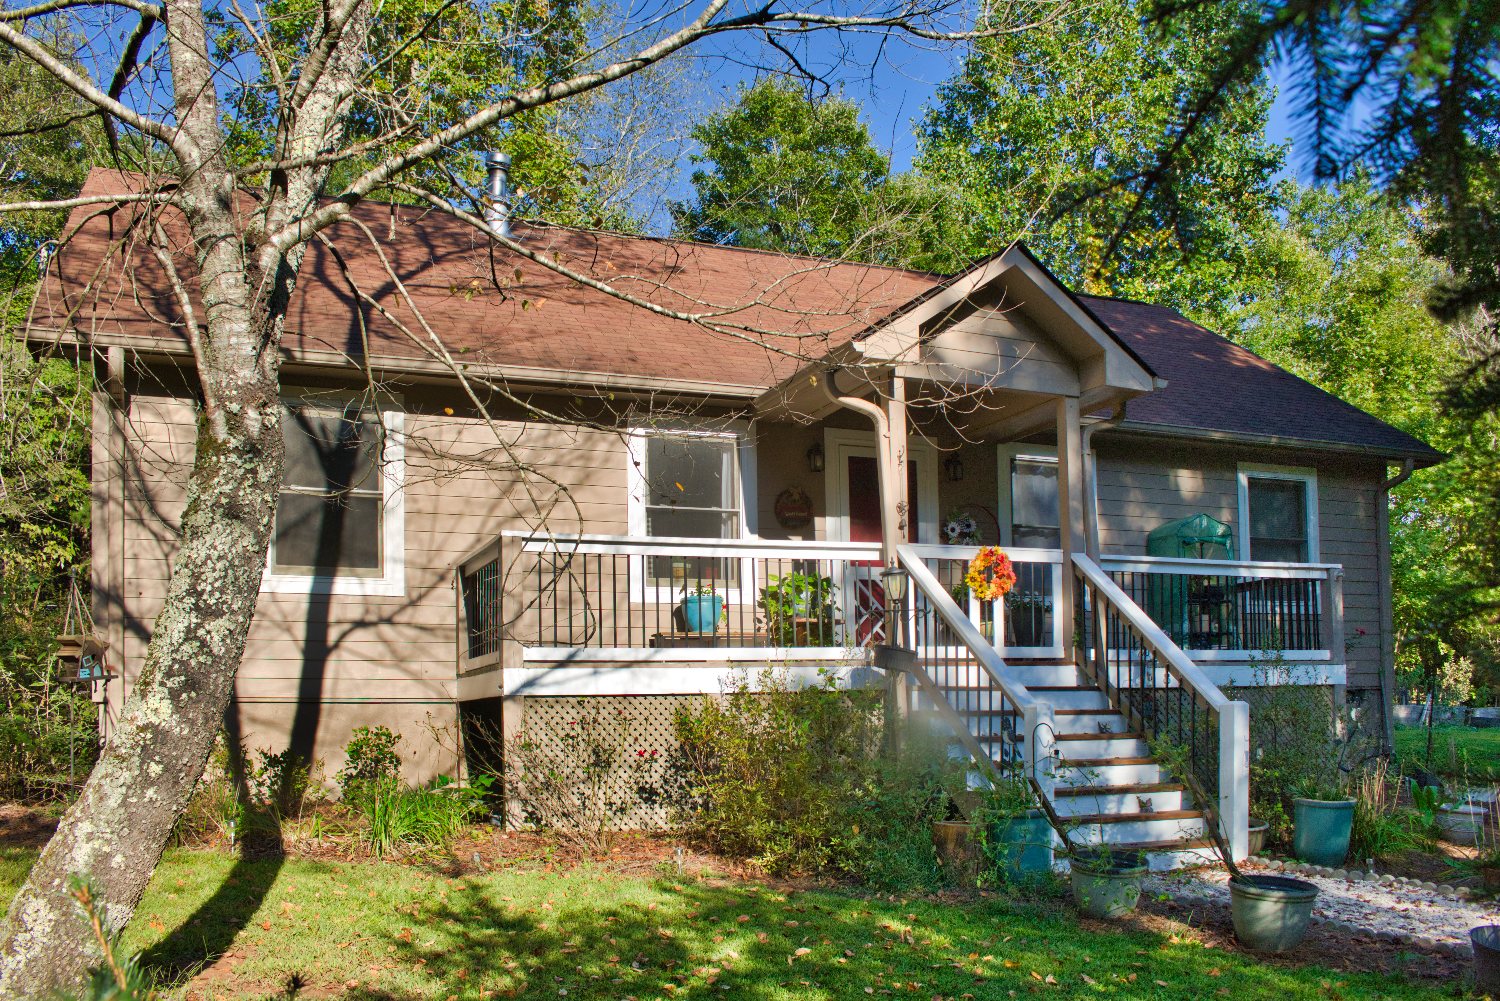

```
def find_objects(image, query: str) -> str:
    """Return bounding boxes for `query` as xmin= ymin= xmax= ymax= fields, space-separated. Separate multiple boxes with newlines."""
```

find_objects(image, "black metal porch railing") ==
xmin=1074 ymin=557 xmax=1227 ymax=813
xmin=1103 ymin=565 xmax=1324 ymax=653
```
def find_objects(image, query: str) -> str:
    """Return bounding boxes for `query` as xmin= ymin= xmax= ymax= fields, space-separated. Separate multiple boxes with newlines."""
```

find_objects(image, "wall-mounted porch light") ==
xmin=806 ymin=441 xmax=825 ymax=473
xmin=943 ymin=453 xmax=964 ymax=482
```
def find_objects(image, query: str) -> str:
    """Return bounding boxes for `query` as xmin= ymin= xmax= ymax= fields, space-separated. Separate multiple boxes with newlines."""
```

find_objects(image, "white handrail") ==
xmin=904 ymin=543 xmax=1064 ymax=564
xmin=1099 ymin=554 xmax=1337 ymax=580
xmin=896 ymin=543 xmax=1038 ymax=711
xmin=507 ymin=532 xmax=882 ymax=561
xmin=1072 ymin=553 xmax=1232 ymax=711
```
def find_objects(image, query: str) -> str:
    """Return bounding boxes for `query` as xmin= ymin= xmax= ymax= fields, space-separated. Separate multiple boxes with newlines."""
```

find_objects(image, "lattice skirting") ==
xmin=508 ymin=694 xmax=708 ymax=831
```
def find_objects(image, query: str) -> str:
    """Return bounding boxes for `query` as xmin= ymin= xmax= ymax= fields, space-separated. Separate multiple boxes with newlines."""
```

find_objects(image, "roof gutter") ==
xmin=1117 ymin=419 xmax=1445 ymax=467
xmin=817 ymin=367 xmax=901 ymax=567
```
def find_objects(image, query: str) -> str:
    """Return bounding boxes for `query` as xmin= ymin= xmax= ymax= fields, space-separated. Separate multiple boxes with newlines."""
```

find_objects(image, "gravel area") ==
xmin=1146 ymin=864 xmax=1500 ymax=955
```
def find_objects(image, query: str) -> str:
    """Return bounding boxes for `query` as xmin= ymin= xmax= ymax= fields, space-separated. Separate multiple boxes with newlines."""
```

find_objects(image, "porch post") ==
xmin=1055 ymin=397 xmax=1085 ymax=649
xmin=885 ymin=375 xmax=910 ymax=549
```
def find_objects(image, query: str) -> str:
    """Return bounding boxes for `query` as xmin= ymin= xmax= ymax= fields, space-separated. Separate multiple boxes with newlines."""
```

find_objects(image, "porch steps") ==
xmin=921 ymin=666 xmax=1216 ymax=870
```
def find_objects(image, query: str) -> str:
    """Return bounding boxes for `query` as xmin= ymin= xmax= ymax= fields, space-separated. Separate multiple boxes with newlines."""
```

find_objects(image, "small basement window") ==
xmin=1238 ymin=465 xmax=1318 ymax=563
xmin=264 ymin=396 xmax=405 ymax=595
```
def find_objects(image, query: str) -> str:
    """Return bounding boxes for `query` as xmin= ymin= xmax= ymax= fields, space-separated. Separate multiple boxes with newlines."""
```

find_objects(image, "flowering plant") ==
xmin=965 ymin=546 xmax=1016 ymax=603
xmin=943 ymin=510 xmax=980 ymax=546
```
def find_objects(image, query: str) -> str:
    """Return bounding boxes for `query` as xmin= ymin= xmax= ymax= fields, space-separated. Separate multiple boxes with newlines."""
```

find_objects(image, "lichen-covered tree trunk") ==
xmin=0 ymin=285 xmax=287 ymax=997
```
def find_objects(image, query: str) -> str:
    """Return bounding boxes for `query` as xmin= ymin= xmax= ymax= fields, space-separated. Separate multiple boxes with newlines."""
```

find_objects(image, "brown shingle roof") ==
xmin=38 ymin=168 xmax=1440 ymax=463
xmin=1082 ymin=295 xmax=1443 ymax=463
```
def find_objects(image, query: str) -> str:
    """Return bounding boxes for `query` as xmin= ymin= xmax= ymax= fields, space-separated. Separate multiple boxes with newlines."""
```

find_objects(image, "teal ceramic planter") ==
xmin=681 ymin=595 xmax=724 ymax=634
xmin=984 ymin=810 xmax=1053 ymax=881
xmin=1292 ymin=797 xmax=1355 ymax=866
xmin=1069 ymin=850 xmax=1147 ymax=919
xmin=1230 ymin=875 xmax=1318 ymax=952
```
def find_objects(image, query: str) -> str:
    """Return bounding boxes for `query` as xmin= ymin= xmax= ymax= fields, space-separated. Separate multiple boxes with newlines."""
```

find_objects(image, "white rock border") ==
xmin=1245 ymin=855 xmax=1477 ymax=901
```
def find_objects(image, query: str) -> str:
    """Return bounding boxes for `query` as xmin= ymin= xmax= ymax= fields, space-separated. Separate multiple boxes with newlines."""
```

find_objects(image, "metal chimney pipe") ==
xmin=483 ymin=151 xmax=512 ymax=237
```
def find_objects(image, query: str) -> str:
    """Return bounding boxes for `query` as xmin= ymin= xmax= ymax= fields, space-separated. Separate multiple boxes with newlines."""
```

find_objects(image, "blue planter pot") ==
xmin=984 ymin=810 xmax=1053 ymax=881
xmin=681 ymin=595 xmax=724 ymax=634
xmin=1292 ymin=797 xmax=1355 ymax=866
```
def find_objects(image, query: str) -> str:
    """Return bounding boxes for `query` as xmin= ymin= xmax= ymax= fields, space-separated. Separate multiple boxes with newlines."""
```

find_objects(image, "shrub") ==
xmin=337 ymin=725 xmax=403 ymax=802
xmin=673 ymin=669 xmax=949 ymax=886
xmin=503 ymin=699 xmax=663 ymax=853
xmin=245 ymin=746 xmax=318 ymax=821
xmin=1226 ymin=656 xmax=1375 ymax=840
xmin=172 ymin=735 xmax=244 ymax=847
xmin=1348 ymin=757 xmax=1434 ymax=862
xmin=360 ymin=775 xmax=491 ymax=858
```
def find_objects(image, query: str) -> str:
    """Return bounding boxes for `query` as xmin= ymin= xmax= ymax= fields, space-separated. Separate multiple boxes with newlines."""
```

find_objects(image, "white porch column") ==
xmin=885 ymin=375 xmax=909 ymax=548
xmin=1219 ymin=699 xmax=1251 ymax=862
xmin=1055 ymin=397 xmax=1085 ymax=647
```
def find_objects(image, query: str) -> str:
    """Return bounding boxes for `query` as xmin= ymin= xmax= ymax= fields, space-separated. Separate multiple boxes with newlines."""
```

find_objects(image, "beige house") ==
xmin=40 ymin=168 xmax=1441 ymax=863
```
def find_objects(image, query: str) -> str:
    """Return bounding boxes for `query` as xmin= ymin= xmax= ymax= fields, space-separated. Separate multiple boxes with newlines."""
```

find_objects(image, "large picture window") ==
xmin=264 ymin=396 xmax=405 ymax=595
xmin=1238 ymin=466 xmax=1318 ymax=563
xmin=629 ymin=430 xmax=744 ymax=591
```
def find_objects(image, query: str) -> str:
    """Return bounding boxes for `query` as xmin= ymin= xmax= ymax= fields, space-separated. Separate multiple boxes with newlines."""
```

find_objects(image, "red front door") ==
xmin=847 ymin=455 xmax=921 ymax=555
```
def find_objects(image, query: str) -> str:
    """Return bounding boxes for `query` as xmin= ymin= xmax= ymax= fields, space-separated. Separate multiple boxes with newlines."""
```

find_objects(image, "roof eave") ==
xmin=1113 ymin=419 xmax=1447 ymax=468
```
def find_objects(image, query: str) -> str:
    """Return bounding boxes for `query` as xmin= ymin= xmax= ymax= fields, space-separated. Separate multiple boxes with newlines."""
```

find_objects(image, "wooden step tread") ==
xmin=1064 ymin=809 xmax=1203 ymax=825
xmin=1104 ymin=836 xmax=1218 ymax=854
xmin=1053 ymin=782 xmax=1186 ymax=798
xmin=1057 ymin=756 xmax=1157 ymax=767
xmin=955 ymin=707 xmax=1119 ymax=717
xmin=1055 ymin=731 xmax=1144 ymax=741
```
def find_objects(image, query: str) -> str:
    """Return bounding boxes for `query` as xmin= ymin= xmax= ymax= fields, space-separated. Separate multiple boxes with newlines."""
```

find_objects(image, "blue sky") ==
xmin=692 ymin=28 xmax=1312 ymax=179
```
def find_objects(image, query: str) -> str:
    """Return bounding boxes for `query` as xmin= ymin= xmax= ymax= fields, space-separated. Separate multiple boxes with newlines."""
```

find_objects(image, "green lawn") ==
xmin=1394 ymin=724 xmax=1500 ymax=781
xmin=0 ymin=846 xmax=1461 ymax=1000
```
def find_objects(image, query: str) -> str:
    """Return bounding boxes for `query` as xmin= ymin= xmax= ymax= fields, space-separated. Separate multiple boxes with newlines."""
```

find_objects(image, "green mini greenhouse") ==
xmin=1144 ymin=514 xmax=1236 ymax=648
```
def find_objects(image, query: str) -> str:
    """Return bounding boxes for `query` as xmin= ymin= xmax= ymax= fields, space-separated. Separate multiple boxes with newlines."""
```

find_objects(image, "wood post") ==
xmin=1218 ymin=699 xmax=1251 ymax=862
xmin=1055 ymin=398 xmax=1085 ymax=654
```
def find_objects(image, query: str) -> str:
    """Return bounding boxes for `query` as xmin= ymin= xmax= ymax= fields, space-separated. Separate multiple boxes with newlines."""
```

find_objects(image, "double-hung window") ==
xmin=1238 ymin=466 xmax=1318 ymax=563
xmin=264 ymin=395 xmax=405 ymax=595
xmin=629 ymin=431 xmax=744 ymax=592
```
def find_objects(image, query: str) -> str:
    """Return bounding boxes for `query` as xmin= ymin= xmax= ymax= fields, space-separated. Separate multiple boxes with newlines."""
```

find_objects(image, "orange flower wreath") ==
xmin=965 ymin=546 xmax=1017 ymax=603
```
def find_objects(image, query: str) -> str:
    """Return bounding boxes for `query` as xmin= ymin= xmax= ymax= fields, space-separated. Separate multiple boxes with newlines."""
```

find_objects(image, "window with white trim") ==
xmin=633 ymin=431 xmax=742 ymax=589
xmin=263 ymin=396 xmax=405 ymax=596
xmin=1238 ymin=466 xmax=1318 ymax=563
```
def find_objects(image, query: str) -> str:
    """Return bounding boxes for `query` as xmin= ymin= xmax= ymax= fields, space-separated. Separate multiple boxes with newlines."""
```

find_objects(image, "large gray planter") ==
xmin=1474 ymin=926 xmax=1500 ymax=993
xmin=1069 ymin=850 xmax=1147 ymax=919
xmin=1436 ymin=804 xmax=1487 ymax=845
xmin=1230 ymin=875 xmax=1318 ymax=952
xmin=1473 ymin=707 xmax=1500 ymax=729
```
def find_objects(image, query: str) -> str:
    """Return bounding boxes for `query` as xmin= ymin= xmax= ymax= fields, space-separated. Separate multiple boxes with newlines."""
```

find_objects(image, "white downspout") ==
xmin=817 ymin=368 xmax=901 ymax=566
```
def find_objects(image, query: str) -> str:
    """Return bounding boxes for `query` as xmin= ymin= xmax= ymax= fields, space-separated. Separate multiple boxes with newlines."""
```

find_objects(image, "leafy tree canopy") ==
xmin=672 ymin=78 xmax=958 ymax=267
xmin=916 ymin=0 xmax=1284 ymax=315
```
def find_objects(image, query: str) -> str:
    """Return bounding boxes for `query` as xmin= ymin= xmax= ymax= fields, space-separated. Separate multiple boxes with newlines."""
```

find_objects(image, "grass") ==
xmin=1394 ymin=724 xmax=1500 ymax=781
xmin=0 ymin=846 xmax=1462 ymax=1000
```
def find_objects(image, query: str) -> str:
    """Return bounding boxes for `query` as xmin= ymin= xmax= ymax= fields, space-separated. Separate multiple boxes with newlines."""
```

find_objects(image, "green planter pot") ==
xmin=1292 ymin=797 xmax=1355 ymax=866
xmin=984 ymin=810 xmax=1053 ymax=881
xmin=1230 ymin=874 xmax=1319 ymax=952
xmin=1069 ymin=850 xmax=1148 ymax=919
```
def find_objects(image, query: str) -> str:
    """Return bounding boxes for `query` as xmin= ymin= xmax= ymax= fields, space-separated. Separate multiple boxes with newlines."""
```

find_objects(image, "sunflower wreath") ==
xmin=964 ymin=546 xmax=1017 ymax=603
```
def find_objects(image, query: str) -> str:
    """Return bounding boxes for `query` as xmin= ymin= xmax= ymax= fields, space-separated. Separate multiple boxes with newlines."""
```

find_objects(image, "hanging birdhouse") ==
xmin=56 ymin=635 xmax=111 ymax=684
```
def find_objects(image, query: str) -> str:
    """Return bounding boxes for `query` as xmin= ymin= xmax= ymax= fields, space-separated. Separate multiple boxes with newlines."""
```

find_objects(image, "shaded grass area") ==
xmin=1394 ymin=724 xmax=1500 ymax=781
xmin=0 ymin=846 xmax=1464 ymax=1000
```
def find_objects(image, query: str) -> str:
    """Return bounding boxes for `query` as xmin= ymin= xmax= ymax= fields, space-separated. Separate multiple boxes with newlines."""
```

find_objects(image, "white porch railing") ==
xmin=456 ymin=533 xmax=1073 ymax=664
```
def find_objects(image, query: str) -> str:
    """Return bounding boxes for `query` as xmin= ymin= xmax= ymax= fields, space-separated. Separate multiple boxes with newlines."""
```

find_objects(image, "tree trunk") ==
xmin=0 ymin=336 xmax=285 ymax=995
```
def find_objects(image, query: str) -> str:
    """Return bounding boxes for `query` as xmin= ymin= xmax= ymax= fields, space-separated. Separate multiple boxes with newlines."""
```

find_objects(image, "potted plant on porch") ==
xmin=679 ymin=583 xmax=725 ymax=635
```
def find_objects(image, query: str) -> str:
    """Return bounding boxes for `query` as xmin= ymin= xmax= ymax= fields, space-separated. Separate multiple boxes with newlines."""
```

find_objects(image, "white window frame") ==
xmin=626 ymin=425 xmax=757 ymax=603
xmin=1236 ymin=463 xmax=1320 ymax=563
xmin=261 ymin=401 xmax=406 ymax=597
xmin=996 ymin=443 xmax=1059 ymax=548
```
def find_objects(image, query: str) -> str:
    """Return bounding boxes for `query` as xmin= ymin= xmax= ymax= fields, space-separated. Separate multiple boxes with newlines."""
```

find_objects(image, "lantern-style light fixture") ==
xmin=880 ymin=563 xmax=909 ymax=603
xmin=943 ymin=453 xmax=964 ymax=482
xmin=806 ymin=441 xmax=825 ymax=473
